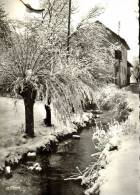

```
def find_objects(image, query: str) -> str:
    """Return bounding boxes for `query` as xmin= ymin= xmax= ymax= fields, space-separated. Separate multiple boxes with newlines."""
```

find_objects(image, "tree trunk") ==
xmin=24 ymin=98 xmax=35 ymax=137
xmin=44 ymin=104 xmax=51 ymax=126
xmin=18 ymin=80 xmax=37 ymax=137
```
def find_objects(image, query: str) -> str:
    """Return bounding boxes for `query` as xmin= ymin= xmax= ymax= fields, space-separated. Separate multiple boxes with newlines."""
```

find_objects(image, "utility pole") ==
xmin=118 ymin=21 xmax=120 ymax=35
xmin=67 ymin=0 xmax=72 ymax=60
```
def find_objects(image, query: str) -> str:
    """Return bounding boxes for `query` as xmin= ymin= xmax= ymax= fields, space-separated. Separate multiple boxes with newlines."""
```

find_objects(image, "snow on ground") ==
xmin=0 ymin=96 xmax=93 ymax=170
xmin=100 ymin=134 xmax=139 ymax=195
xmin=0 ymin=97 xmax=69 ymax=169
xmin=83 ymin=86 xmax=139 ymax=195
xmin=99 ymin=90 xmax=140 ymax=195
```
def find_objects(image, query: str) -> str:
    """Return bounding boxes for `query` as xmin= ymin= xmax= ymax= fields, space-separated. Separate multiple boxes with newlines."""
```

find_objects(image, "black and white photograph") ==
xmin=0 ymin=0 xmax=139 ymax=195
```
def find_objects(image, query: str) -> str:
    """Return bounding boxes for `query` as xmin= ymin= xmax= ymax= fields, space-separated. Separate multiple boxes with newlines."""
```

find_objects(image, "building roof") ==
xmin=95 ymin=21 xmax=130 ymax=50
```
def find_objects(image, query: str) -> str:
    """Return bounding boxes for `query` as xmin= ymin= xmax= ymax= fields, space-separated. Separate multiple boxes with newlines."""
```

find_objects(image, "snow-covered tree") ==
xmin=0 ymin=3 xmax=105 ymax=137
xmin=70 ymin=21 xmax=120 ymax=84
xmin=132 ymin=57 xmax=140 ymax=83
xmin=0 ymin=20 xmax=94 ymax=137
xmin=0 ymin=4 xmax=10 ymax=47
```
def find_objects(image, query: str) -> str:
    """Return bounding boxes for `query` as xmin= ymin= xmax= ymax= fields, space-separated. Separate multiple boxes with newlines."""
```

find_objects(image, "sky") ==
xmin=0 ymin=0 xmax=139 ymax=62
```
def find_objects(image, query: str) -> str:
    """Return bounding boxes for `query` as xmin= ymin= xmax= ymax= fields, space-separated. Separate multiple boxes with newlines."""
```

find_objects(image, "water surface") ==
xmin=0 ymin=128 xmax=96 ymax=195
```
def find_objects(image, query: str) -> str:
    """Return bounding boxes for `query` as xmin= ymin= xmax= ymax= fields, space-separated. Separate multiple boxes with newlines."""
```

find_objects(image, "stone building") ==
xmin=92 ymin=21 xmax=130 ymax=87
xmin=113 ymin=37 xmax=130 ymax=87
xmin=71 ymin=21 xmax=130 ymax=87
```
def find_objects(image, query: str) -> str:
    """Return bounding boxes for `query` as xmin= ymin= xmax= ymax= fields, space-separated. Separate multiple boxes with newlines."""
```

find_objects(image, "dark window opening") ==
xmin=115 ymin=50 xmax=122 ymax=60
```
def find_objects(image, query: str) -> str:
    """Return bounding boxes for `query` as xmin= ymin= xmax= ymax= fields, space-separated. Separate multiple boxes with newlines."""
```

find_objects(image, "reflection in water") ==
xmin=0 ymin=128 xmax=96 ymax=195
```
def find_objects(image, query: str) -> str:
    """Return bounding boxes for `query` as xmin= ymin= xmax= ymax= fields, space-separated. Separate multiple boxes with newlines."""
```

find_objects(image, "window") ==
xmin=115 ymin=50 xmax=122 ymax=60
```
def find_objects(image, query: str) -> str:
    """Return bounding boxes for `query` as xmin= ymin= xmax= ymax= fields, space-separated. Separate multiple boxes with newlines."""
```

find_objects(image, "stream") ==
xmin=0 ymin=128 xmax=96 ymax=195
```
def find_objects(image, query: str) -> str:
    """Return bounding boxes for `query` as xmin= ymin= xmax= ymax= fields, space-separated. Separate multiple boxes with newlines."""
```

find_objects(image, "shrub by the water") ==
xmin=96 ymin=84 xmax=132 ymax=121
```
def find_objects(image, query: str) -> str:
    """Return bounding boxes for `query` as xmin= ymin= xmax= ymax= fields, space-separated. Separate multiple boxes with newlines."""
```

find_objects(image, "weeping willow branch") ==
xmin=0 ymin=21 xmax=97 ymax=123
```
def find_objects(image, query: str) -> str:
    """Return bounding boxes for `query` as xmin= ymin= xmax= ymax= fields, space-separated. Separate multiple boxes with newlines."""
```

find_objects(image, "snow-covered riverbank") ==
xmin=83 ymin=90 xmax=139 ymax=195
xmin=99 ymin=91 xmax=139 ymax=195
xmin=0 ymin=97 xmax=95 ymax=174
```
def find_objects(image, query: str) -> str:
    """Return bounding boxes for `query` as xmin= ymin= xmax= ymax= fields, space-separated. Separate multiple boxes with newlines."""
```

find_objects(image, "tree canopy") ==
xmin=0 ymin=4 xmax=10 ymax=47
xmin=70 ymin=21 xmax=120 ymax=84
xmin=0 ymin=17 xmax=94 ymax=121
xmin=0 ymin=3 xmax=105 ymax=136
xmin=132 ymin=57 xmax=140 ymax=82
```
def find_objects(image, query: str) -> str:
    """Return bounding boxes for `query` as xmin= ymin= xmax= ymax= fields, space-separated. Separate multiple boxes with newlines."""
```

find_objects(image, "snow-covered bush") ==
xmin=80 ymin=119 xmax=126 ymax=194
xmin=96 ymin=84 xmax=126 ymax=110
xmin=72 ymin=112 xmax=94 ymax=129
xmin=96 ymin=84 xmax=132 ymax=121
xmin=92 ymin=119 xmax=121 ymax=152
